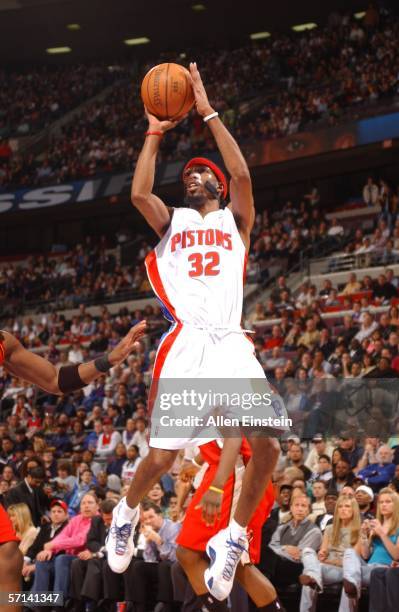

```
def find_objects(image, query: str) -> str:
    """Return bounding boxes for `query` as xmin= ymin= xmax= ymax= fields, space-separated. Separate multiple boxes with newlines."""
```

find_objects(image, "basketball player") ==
xmin=175 ymin=439 xmax=285 ymax=611
xmin=106 ymin=62 xmax=288 ymax=599
xmin=0 ymin=321 xmax=145 ymax=609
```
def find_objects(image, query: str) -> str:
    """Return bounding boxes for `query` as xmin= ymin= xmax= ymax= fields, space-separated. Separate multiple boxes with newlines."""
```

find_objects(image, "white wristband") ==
xmin=203 ymin=111 xmax=219 ymax=123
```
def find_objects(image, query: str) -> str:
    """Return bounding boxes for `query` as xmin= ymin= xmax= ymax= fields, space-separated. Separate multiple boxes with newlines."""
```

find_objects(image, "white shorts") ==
xmin=148 ymin=325 xmax=290 ymax=450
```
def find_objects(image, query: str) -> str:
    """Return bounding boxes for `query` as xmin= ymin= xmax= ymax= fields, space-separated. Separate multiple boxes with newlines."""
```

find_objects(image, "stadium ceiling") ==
xmin=1 ymin=0 xmax=371 ymax=65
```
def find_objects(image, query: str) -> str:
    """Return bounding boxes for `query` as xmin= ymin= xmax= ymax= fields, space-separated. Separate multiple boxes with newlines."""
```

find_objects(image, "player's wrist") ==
xmin=199 ymin=105 xmax=215 ymax=118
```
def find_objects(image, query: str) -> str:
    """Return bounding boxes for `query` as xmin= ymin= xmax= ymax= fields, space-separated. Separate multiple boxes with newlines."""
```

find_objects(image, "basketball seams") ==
xmin=165 ymin=63 xmax=170 ymax=119
xmin=141 ymin=63 xmax=194 ymax=120
xmin=173 ymin=67 xmax=189 ymax=120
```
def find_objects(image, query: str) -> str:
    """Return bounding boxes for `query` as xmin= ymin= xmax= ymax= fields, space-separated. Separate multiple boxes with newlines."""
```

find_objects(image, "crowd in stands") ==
xmin=1 ymin=6 xmax=399 ymax=190
xmin=0 ymin=64 xmax=128 ymax=140
xmin=0 ymin=192 xmax=346 ymax=316
xmin=0 ymin=394 xmax=399 ymax=610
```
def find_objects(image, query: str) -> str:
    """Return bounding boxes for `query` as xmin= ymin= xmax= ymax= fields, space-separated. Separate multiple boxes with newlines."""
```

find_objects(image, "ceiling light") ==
xmin=250 ymin=31 xmax=271 ymax=40
xmin=292 ymin=23 xmax=317 ymax=32
xmin=67 ymin=24 xmax=81 ymax=31
xmin=46 ymin=47 xmax=72 ymax=54
xmin=124 ymin=37 xmax=150 ymax=46
xmin=192 ymin=3 xmax=206 ymax=11
xmin=354 ymin=11 xmax=366 ymax=20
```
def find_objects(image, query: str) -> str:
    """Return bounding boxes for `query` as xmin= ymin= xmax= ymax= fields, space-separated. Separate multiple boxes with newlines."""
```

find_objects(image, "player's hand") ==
xmin=189 ymin=62 xmax=214 ymax=118
xmin=179 ymin=461 xmax=199 ymax=483
xmin=108 ymin=321 xmax=147 ymax=367
xmin=195 ymin=488 xmax=222 ymax=526
xmin=145 ymin=107 xmax=185 ymax=133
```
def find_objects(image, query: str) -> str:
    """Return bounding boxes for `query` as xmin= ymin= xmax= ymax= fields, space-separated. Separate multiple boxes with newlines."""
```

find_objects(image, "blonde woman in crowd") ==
xmin=299 ymin=495 xmax=360 ymax=611
xmin=342 ymin=488 xmax=399 ymax=608
xmin=8 ymin=503 xmax=39 ymax=556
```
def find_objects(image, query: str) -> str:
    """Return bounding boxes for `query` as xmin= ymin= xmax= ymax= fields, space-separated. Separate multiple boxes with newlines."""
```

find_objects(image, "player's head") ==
xmin=182 ymin=157 xmax=227 ymax=208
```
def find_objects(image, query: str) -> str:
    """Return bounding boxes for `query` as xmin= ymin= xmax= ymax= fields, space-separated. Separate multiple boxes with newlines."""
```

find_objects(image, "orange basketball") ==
xmin=141 ymin=63 xmax=195 ymax=120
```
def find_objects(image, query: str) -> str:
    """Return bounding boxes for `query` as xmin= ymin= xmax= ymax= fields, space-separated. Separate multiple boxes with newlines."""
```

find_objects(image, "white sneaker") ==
xmin=204 ymin=527 xmax=248 ymax=601
xmin=106 ymin=499 xmax=139 ymax=573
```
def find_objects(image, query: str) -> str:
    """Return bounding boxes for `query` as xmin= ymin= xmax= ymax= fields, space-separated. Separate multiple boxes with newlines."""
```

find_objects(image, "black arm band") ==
xmin=58 ymin=364 xmax=86 ymax=393
xmin=94 ymin=353 xmax=113 ymax=373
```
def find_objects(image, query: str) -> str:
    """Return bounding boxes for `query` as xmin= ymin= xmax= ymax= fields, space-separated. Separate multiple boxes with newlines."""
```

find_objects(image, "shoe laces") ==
xmin=221 ymin=537 xmax=247 ymax=581
xmin=110 ymin=523 xmax=132 ymax=555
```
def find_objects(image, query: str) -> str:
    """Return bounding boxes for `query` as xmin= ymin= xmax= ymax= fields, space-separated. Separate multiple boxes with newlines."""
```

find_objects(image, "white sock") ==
xmin=116 ymin=497 xmax=139 ymax=526
xmin=229 ymin=519 xmax=247 ymax=540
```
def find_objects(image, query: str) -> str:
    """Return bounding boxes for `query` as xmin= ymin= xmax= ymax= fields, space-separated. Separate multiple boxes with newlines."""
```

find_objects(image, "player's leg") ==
xmin=234 ymin=436 xmax=280 ymax=527
xmin=176 ymin=546 xmax=228 ymax=611
xmin=107 ymin=448 xmax=178 ymax=573
xmin=0 ymin=541 xmax=23 ymax=612
xmin=205 ymin=435 xmax=280 ymax=599
xmin=177 ymin=547 xmax=284 ymax=611
xmin=235 ymin=564 xmax=285 ymax=611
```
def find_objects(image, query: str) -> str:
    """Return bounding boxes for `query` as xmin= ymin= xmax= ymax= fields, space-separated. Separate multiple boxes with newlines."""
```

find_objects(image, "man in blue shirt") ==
xmin=358 ymin=446 xmax=396 ymax=493
xmin=129 ymin=501 xmax=181 ymax=612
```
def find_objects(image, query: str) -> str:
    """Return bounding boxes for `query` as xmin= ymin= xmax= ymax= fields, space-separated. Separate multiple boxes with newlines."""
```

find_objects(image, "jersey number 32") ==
xmin=188 ymin=251 xmax=220 ymax=277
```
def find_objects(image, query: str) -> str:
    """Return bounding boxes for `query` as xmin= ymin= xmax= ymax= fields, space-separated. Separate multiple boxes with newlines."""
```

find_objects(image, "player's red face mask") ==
xmin=183 ymin=157 xmax=228 ymax=200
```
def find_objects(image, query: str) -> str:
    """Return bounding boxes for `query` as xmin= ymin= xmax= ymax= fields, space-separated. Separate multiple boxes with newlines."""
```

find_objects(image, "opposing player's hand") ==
xmin=195 ymin=488 xmax=222 ymax=526
xmin=179 ymin=461 xmax=200 ymax=483
xmin=189 ymin=62 xmax=214 ymax=118
xmin=145 ymin=107 xmax=186 ymax=133
xmin=108 ymin=320 xmax=147 ymax=367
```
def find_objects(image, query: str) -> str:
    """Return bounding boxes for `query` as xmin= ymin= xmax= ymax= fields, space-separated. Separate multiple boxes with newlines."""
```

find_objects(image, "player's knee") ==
xmin=252 ymin=437 xmax=280 ymax=467
xmin=0 ymin=542 xmax=23 ymax=580
xmin=147 ymin=448 xmax=177 ymax=474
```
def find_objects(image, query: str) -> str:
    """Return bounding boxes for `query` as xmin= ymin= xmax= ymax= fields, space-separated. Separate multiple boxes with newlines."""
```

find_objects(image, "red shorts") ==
xmin=177 ymin=468 xmax=274 ymax=564
xmin=0 ymin=504 xmax=19 ymax=545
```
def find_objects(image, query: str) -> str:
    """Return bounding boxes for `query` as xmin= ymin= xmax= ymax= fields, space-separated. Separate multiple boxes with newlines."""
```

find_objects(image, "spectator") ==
xmin=30 ymin=492 xmax=99 ymax=599
xmin=270 ymin=484 xmax=293 ymax=525
xmin=7 ymin=502 xmax=39 ymax=555
xmin=96 ymin=418 xmax=122 ymax=458
xmin=106 ymin=442 xmax=127 ymax=478
xmin=23 ymin=499 xmax=69 ymax=581
xmin=309 ymin=480 xmax=327 ymax=521
xmin=3 ymin=465 xmax=49 ymax=527
xmin=342 ymin=488 xmax=399 ymax=606
xmin=363 ymin=177 xmax=380 ymax=207
xmin=121 ymin=445 xmax=142 ymax=484
xmin=299 ymin=494 xmax=361 ymax=610
xmin=358 ymin=446 xmax=396 ymax=493
xmin=355 ymin=485 xmax=375 ymax=520
xmin=260 ymin=495 xmax=322 ymax=588
xmin=315 ymin=489 xmax=338 ymax=532
xmin=69 ymin=498 xmax=118 ymax=610
xmin=311 ymin=454 xmax=333 ymax=484
xmin=129 ymin=501 xmax=181 ymax=612
xmin=305 ymin=435 xmax=333 ymax=473
xmin=329 ymin=458 xmax=356 ymax=493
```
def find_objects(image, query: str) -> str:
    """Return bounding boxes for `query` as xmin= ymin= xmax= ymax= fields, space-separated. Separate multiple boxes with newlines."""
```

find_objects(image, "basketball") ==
xmin=141 ymin=63 xmax=195 ymax=120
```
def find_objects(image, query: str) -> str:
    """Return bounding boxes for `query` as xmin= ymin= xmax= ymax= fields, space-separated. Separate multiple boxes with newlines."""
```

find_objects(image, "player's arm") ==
xmin=189 ymin=63 xmax=255 ymax=248
xmin=2 ymin=321 xmax=146 ymax=395
xmin=131 ymin=110 xmax=180 ymax=238
xmin=197 ymin=437 xmax=242 ymax=526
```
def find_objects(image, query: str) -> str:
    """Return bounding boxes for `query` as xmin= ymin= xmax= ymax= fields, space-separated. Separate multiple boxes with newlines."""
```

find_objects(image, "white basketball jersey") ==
xmin=145 ymin=206 xmax=246 ymax=329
